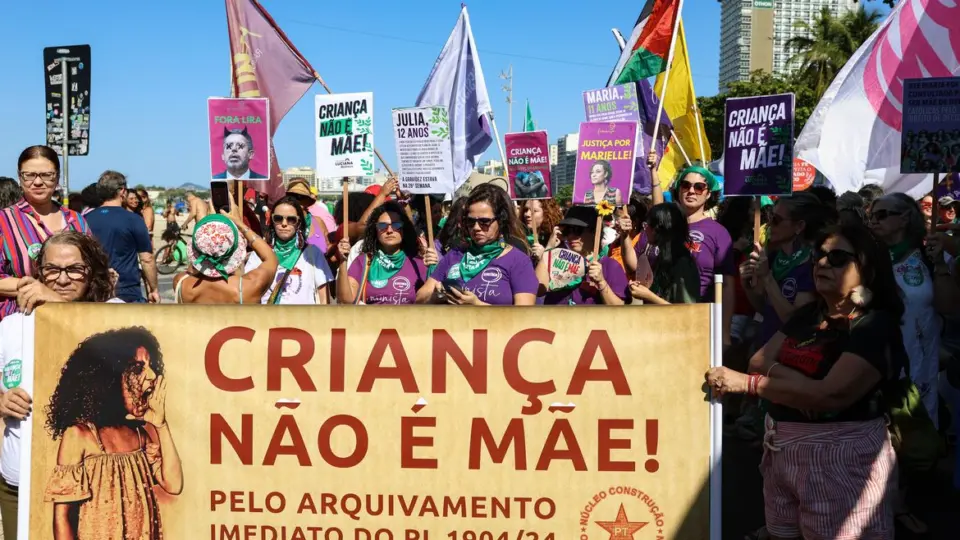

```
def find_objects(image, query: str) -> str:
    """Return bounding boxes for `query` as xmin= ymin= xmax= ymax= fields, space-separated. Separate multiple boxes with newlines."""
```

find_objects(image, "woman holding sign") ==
xmin=536 ymin=206 xmax=627 ymax=305
xmin=337 ymin=202 xmax=427 ymax=305
xmin=418 ymin=184 xmax=537 ymax=306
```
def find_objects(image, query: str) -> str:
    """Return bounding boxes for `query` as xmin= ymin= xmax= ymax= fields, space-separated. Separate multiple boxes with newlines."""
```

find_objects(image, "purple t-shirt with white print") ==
xmin=433 ymin=247 xmax=538 ymax=305
xmin=348 ymin=255 xmax=427 ymax=305
xmin=633 ymin=218 xmax=734 ymax=301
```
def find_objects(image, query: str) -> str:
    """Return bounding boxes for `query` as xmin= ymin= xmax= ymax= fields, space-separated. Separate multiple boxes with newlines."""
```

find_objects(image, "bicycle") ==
xmin=155 ymin=223 xmax=191 ymax=275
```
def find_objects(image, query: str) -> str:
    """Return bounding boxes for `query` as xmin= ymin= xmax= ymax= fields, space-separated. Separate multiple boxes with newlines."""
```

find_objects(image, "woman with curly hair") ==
xmin=418 ymin=184 xmax=537 ymax=306
xmin=519 ymin=198 xmax=563 ymax=262
xmin=336 ymin=201 xmax=427 ymax=305
xmin=245 ymin=196 xmax=333 ymax=305
xmin=43 ymin=326 xmax=182 ymax=539
xmin=0 ymin=231 xmax=121 ymax=539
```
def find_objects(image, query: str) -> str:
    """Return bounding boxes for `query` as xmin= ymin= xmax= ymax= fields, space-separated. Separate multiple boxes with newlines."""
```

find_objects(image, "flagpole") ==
xmin=489 ymin=115 xmax=509 ymax=176
xmin=312 ymin=71 xmax=396 ymax=177
xmin=680 ymin=17 xmax=709 ymax=162
xmin=649 ymin=0 xmax=685 ymax=154
xmin=670 ymin=131 xmax=693 ymax=166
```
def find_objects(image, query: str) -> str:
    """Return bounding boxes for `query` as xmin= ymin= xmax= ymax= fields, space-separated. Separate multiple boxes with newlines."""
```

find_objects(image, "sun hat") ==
xmin=286 ymin=179 xmax=316 ymax=202
xmin=188 ymin=214 xmax=247 ymax=279
xmin=559 ymin=206 xmax=599 ymax=229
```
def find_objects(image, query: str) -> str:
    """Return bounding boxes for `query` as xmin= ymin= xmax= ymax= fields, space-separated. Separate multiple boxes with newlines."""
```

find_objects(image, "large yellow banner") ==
xmin=25 ymin=304 xmax=712 ymax=540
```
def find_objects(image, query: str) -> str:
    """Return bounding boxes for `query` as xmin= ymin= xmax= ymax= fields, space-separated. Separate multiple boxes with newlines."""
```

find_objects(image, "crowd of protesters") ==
xmin=2 ymin=143 xmax=960 ymax=538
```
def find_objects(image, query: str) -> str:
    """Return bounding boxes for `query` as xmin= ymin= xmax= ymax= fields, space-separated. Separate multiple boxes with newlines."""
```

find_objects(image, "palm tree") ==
xmin=786 ymin=6 xmax=883 ymax=95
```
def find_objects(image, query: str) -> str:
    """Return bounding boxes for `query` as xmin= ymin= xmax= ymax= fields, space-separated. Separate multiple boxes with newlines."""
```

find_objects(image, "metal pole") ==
xmin=508 ymin=65 xmax=513 ymax=134
xmin=60 ymin=58 xmax=70 ymax=205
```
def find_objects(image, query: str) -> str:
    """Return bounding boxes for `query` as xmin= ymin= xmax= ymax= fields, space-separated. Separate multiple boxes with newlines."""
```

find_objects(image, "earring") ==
xmin=850 ymin=285 xmax=873 ymax=307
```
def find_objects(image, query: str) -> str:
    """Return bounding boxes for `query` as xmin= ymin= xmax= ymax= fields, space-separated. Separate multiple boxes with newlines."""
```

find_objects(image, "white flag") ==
xmin=795 ymin=0 xmax=960 ymax=198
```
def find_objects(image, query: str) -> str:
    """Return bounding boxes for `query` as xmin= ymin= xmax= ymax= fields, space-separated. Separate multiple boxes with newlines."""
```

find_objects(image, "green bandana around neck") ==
xmin=369 ymin=249 xmax=407 ymax=286
xmin=192 ymin=214 xmax=240 ymax=280
xmin=888 ymin=240 xmax=913 ymax=263
xmin=274 ymin=236 xmax=302 ymax=271
xmin=452 ymin=239 xmax=505 ymax=282
xmin=771 ymin=245 xmax=811 ymax=282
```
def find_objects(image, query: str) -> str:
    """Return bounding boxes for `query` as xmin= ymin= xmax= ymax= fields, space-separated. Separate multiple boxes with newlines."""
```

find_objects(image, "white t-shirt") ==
xmin=245 ymin=244 xmax=333 ymax=304
xmin=894 ymin=249 xmax=941 ymax=428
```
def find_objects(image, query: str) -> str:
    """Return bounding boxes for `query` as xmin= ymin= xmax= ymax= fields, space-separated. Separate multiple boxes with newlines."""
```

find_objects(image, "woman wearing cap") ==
xmin=536 ymin=206 xmax=627 ymax=305
xmin=172 ymin=211 xmax=278 ymax=304
xmin=337 ymin=202 xmax=427 ymax=305
xmin=417 ymin=184 xmax=537 ymax=306
xmin=245 ymin=197 xmax=332 ymax=305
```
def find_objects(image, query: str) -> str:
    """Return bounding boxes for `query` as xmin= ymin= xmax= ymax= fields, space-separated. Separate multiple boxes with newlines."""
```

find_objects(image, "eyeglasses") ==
xmin=40 ymin=264 xmax=89 ymax=282
xmin=376 ymin=221 xmax=403 ymax=233
xmin=814 ymin=248 xmax=857 ymax=268
xmin=463 ymin=216 xmax=496 ymax=230
xmin=271 ymin=215 xmax=299 ymax=226
xmin=561 ymin=225 xmax=586 ymax=236
xmin=679 ymin=180 xmax=708 ymax=194
xmin=19 ymin=171 xmax=59 ymax=185
xmin=870 ymin=209 xmax=902 ymax=222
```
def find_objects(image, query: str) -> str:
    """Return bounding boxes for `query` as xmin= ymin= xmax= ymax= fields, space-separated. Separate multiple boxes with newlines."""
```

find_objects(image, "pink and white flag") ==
xmin=795 ymin=0 xmax=960 ymax=198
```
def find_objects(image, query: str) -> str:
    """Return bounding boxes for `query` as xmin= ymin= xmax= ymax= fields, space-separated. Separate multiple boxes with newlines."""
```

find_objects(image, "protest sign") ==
xmin=315 ymin=93 xmax=375 ymax=178
xmin=793 ymin=158 xmax=816 ymax=192
xmin=901 ymin=77 xmax=960 ymax=174
xmin=582 ymin=84 xmax=641 ymax=124
xmin=393 ymin=106 xmax=455 ymax=194
xmin=207 ymin=98 xmax=271 ymax=182
xmin=22 ymin=303 xmax=713 ymax=539
xmin=505 ymin=131 xmax=551 ymax=199
xmin=546 ymin=248 xmax=586 ymax=290
xmin=723 ymin=94 xmax=795 ymax=196
xmin=44 ymin=45 xmax=91 ymax=156
xmin=573 ymin=122 xmax=638 ymax=206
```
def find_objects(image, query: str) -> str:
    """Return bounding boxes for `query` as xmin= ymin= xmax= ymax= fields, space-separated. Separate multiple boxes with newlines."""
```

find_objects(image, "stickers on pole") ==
xmin=43 ymin=45 xmax=91 ymax=156
xmin=315 ymin=93 xmax=375 ymax=178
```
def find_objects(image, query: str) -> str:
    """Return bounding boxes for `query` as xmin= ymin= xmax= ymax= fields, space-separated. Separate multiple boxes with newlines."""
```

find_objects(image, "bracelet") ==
xmin=747 ymin=374 xmax=765 ymax=396
xmin=596 ymin=281 xmax=608 ymax=292
xmin=766 ymin=362 xmax=782 ymax=378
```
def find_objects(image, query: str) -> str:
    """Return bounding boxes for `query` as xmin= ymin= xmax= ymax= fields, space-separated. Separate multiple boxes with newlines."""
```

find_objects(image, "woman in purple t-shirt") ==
xmin=536 ymin=205 xmax=626 ymax=305
xmin=740 ymin=193 xmax=823 ymax=347
xmin=417 ymin=184 xmax=537 ymax=306
xmin=337 ymin=202 xmax=427 ymax=305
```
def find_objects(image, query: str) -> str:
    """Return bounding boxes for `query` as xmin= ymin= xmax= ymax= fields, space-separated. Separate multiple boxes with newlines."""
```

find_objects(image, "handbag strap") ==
xmin=268 ymin=251 xmax=304 ymax=305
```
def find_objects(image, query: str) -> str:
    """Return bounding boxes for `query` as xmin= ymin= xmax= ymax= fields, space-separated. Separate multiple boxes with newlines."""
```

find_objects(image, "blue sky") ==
xmin=0 ymin=0 xmax=728 ymax=189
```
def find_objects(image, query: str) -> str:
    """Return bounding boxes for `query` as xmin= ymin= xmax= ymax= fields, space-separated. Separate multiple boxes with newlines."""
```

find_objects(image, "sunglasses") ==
xmin=870 ymin=209 xmax=902 ymax=222
xmin=376 ymin=221 xmax=404 ymax=233
xmin=272 ymin=215 xmax=300 ymax=226
xmin=679 ymin=180 xmax=708 ymax=194
xmin=769 ymin=213 xmax=790 ymax=227
xmin=921 ymin=202 xmax=933 ymax=210
xmin=463 ymin=216 xmax=496 ymax=229
xmin=814 ymin=248 xmax=857 ymax=268
xmin=561 ymin=225 xmax=586 ymax=236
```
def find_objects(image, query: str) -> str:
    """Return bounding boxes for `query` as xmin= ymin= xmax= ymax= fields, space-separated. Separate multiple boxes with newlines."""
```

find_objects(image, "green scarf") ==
xmin=452 ymin=239 xmax=505 ymax=282
xmin=192 ymin=214 xmax=239 ymax=280
xmin=889 ymin=240 xmax=913 ymax=262
xmin=274 ymin=236 xmax=302 ymax=271
xmin=771 ymin=245 xmax=811 ymax=282
xmin=369 ymin=249 xmax=407 ymax=287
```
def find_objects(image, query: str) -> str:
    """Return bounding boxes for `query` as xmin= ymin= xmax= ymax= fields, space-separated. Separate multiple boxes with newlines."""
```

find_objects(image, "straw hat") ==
xmin=286 ymin=179 xmax=316 ymax=202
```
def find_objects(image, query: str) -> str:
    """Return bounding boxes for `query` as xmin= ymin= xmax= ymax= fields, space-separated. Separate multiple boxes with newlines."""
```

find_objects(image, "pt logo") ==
xmin=579 ymin=487 xmax=666 ymax=539
xmin=595 ymin=504 xmax=647 ymax=539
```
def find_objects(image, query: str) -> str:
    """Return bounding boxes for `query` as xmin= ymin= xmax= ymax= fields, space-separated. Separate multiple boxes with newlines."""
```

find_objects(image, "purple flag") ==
xmin=635 ymin=80 xmax=673 ymax=195
xmin=415 ymin=6 xmax=494 ymax=193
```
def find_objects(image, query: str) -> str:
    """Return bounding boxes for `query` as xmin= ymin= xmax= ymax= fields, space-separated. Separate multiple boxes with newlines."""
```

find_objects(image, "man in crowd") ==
xmin=181 ymin=191 xmax=209 ymax=231
xmin=213 ymin=127 xmax=266 ymax=180
xmin=85 ymin=170 xmax=160 ymax=303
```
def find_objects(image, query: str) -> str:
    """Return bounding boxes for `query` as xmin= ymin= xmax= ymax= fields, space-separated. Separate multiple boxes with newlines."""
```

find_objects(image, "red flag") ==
xmin=225 ymin=0 xmax=316 ymax=201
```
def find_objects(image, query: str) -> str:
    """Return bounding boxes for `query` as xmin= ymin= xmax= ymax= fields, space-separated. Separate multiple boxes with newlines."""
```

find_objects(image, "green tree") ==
xmin=697 ymin=71 xmax=820 ymax=155
xmin=786 ymin=6 xmax=882 ymax=95
xmin=554 ymin=184 xmax=573 ymax=206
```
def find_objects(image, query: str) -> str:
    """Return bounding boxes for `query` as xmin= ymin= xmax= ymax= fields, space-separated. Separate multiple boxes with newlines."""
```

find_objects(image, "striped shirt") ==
xmin=0 ymin=199 xmax=90 ymax=319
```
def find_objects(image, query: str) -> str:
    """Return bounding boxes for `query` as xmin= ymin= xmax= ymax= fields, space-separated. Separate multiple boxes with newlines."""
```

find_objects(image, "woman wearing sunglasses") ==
xmin=708 ymin=225 xmax=906 ymax=540
xmin=418 ymin=184 xmax=537 ymax=306
xmin=245 ymin=196 xmax=332 ymax=305
xmin=536 ymin=206 xmax=627 ymax=305
xmin=739 ymin=193 xmax=827 ymax=348
xmin=338 ymin=202 xmax=426 ymax=305
xmin=869 ymin=194 xmax=956 ymax=428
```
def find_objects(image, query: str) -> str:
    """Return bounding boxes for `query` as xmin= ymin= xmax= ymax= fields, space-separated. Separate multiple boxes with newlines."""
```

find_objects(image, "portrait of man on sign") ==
xmin=213 ymin=127 xmax=267 ymax=180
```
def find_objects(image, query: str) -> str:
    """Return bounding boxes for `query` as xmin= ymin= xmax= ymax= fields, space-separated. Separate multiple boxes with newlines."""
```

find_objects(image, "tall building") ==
xmin=717 ymin=0 xmax=857 ymax=91
xmin=549 ymin=144 xmax=559 ymax=167
xmin=553 ymin=133 xmax=579 ymax=190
